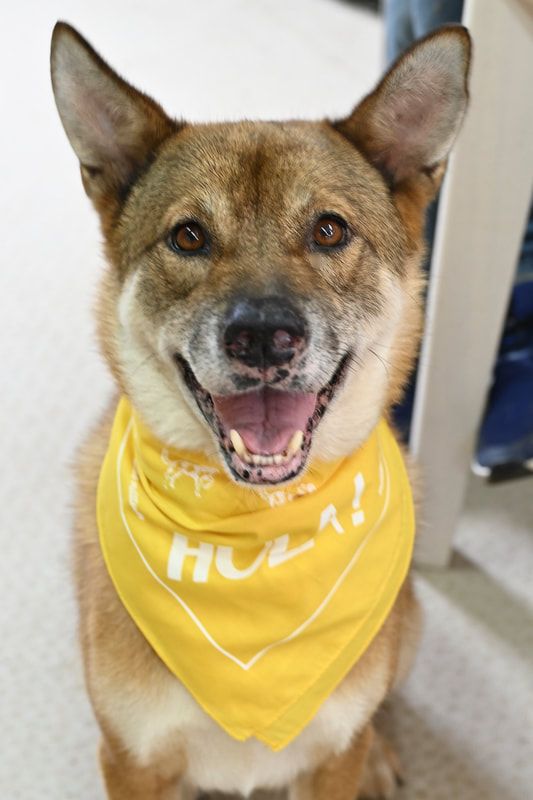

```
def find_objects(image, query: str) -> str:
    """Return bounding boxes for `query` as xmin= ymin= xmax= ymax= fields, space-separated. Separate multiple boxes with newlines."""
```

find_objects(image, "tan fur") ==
xmin=52 ymin=20 xmax=471 ymax=799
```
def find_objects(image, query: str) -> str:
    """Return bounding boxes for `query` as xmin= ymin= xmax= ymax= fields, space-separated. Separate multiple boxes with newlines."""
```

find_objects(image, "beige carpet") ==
xmin=1 ymin=1 xmax=532 ymax=798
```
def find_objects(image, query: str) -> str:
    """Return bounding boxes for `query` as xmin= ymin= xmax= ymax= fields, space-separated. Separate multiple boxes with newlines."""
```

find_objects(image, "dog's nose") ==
xmin=223 ymin=296 xmax=307 ymax=368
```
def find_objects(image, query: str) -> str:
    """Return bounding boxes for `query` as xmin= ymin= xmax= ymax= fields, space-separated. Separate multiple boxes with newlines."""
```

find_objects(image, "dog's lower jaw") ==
xmin=172 ymin=352 xmax=353 ymax=486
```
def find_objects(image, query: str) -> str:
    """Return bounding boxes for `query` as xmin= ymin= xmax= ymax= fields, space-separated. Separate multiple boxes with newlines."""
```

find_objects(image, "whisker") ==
xmin=367 ymin=347 xmax=391 ymax=379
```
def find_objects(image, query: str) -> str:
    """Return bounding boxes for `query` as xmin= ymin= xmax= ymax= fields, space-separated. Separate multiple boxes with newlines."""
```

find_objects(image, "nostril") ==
xmin=271 ymin=329 xmax=298 ymax=352
xmin=226 ymin=329 xmax=253 ymax=358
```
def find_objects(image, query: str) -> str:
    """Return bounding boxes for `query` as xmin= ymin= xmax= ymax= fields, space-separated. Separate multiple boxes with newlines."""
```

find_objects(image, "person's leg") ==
xmin=384 ymin=0 xmax=464 ymax=67
xmin=383 ymin=0 xmax=414 ymax=65
xmin=410 ymin=0 xmax=464 ymax=40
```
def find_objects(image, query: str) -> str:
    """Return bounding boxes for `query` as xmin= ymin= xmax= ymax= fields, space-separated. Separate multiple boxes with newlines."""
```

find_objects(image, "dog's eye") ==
xmin=312 ymin=215 xmax=347 ymax=249
xmin=168 ymin=221 xmax=207 ymax=254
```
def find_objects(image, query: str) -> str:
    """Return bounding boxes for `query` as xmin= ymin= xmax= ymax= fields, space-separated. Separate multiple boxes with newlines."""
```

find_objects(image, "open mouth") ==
xmin=175 ymin=354 xmax=350 ymax=485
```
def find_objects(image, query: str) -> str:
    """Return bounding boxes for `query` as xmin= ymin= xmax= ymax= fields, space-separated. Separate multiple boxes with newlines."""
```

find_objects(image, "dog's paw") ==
xmin=358 ymin=731 xmax=404 ymax=799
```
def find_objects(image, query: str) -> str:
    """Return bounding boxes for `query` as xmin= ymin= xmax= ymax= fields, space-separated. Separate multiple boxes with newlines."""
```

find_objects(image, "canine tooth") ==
xmin=273 ymin=454 xmax=284 ymax=465
xmin=287 ymin=430 xmax=304 ymax=457
xmin=230 ymin=429 xmax=247 ymax=459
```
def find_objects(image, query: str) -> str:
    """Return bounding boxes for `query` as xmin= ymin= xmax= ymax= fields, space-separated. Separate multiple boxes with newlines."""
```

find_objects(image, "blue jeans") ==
xmin=384 ymin=0 xmax=465 ymax=65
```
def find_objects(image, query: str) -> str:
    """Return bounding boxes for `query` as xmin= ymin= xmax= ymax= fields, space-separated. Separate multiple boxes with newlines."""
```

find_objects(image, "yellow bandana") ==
xmin=97 ymin=397 xmax=414 ymax=750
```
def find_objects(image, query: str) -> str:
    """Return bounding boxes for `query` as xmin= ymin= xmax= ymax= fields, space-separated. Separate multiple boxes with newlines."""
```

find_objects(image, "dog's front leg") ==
xmin=289 ymin=724 xmax=374 ymax=800
xmin=99 ymin=735 xmax=186 ymax=800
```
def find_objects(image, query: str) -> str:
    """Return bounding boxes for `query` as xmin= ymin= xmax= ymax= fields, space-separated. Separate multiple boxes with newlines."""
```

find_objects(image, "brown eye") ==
xmin=313 ymin=215 xmax=347 ymax=249
xmin=169 ymin=221 xmax=207 ymax=254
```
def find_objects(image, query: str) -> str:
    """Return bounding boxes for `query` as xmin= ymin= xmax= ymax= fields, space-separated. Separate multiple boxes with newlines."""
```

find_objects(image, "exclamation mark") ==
xmin=352 ymin=472 xmax=365 ymax=526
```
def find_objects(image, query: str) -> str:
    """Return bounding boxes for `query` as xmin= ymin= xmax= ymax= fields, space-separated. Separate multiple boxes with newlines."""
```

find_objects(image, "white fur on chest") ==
xmin=114 ymin=666 xmax=387 ymax=797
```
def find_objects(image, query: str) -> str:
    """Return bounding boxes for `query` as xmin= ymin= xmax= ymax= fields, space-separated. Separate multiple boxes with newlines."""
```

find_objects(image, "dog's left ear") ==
xmin=334 ymin=26 xmax=471 ymax=188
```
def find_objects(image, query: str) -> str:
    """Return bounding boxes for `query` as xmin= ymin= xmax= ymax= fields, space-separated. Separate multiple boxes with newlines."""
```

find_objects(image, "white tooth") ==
xmin=229 ymin=430 xmax=304 ymax=469
xmin=230 ymin=429 xmax=247 ymax=459
xmin=287 ymin=430 xmax=304 ymax=457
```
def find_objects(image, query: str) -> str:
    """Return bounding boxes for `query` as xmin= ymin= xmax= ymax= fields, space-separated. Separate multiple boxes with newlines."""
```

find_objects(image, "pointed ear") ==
xmin=334 ymin=26 xmax=471 ymax=187
xmin=50 ymin=22 xmax=178 ymax=207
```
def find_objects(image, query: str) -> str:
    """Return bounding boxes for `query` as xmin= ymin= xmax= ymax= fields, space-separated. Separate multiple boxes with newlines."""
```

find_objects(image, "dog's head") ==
xmin=51 ymin=22 xmax=470 ymax=486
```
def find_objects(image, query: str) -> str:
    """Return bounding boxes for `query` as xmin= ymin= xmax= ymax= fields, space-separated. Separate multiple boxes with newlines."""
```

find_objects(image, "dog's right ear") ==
xmin=50 ymin=22 xmax=178 ymax=212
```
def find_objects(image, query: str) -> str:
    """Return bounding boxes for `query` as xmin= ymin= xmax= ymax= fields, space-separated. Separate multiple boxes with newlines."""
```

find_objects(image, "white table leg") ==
xmin=409 ymin=0 xmax=533 ymax=566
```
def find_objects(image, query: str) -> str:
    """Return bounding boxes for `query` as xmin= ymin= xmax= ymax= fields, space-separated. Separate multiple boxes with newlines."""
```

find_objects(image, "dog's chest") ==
xmin=121 ymin=671 xmax=386 ymax=797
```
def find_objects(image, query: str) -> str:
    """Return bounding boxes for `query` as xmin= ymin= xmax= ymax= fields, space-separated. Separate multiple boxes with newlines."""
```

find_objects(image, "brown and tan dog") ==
xmin=51 ymin=21 xmax=470 ymax=800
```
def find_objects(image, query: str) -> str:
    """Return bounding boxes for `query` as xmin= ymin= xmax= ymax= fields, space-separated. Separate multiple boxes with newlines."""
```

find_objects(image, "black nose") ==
xmin=223 ymin=296 xmax=307 ymax=368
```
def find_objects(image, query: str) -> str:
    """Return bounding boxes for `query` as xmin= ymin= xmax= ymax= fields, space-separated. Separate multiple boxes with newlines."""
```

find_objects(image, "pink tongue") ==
xmin=213 ymin=388 xmax=317 ymax=455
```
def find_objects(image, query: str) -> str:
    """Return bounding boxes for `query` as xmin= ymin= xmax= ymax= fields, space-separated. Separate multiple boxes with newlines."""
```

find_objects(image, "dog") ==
xmin=51 ymin=20 xmax=470 ymax=799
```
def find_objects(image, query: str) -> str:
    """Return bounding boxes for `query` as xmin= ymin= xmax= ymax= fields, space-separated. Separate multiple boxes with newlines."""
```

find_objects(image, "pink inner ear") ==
xmin=53 ymin=32 xmax=169 ymax=179
xmin=367 ymin=40 xmax=468 ymax=182
xmin=69 ymin=77 xmax=136 ymax=169
xmin=377 ymin=79 xmax=443 ymax=177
